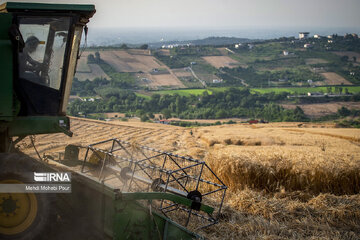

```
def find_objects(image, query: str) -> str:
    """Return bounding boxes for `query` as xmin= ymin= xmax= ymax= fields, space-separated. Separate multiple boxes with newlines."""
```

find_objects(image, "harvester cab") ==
xmin=0 ymin=2 xmax=95 ymax=152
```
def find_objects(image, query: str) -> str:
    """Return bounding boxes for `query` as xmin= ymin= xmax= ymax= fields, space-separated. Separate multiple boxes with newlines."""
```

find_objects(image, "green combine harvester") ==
xmin=0 ymin=2 xmax=227 ymax=239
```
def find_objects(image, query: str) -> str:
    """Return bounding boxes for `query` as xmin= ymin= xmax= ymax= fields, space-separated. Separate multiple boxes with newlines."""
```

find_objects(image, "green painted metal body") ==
xmin=70 ymin=171 xmax=203 ymax=239
xmin=7 ymin=116 xmax=71 ymax=137
xmin=113 ymin=199 xmax=198 ymax=240
xmin=1 ymin=1 xmax=95 ymax=13
xmin=0 ymin=13 xmax=13 ymax=122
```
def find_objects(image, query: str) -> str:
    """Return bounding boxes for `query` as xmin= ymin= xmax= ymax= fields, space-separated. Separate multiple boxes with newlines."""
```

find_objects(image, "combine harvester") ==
xmin=0 ymin=2 xmax=227 ymax=239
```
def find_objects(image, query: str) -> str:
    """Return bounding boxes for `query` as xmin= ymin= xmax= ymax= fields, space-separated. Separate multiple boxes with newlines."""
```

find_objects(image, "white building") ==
xmin=213 ymin=79 xmax=223 ymax=84
xmin=235 ymin=43 xmax=242 ymax=49
xmin=304 ymin=43 xmax=312 ymax=48
xmin=299 ymin=32 xmax=310 ymax=39
xmin=283 ymin=50 xmax=289 ymax=56
xmin=314 ymin=34 xmax=321 ymax=39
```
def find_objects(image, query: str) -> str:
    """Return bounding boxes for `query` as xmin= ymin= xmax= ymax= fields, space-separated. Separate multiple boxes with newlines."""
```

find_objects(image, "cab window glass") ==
xmin=18 ymin=17 xmax=71 ymax=90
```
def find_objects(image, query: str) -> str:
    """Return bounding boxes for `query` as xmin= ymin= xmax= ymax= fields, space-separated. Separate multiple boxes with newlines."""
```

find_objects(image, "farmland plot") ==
xmin=172 ymin=68 xmax=193 ymax=77
xmin=202 ymin=56 xmax=240 ymax=68
xmin=75 ymin=52 xmax=110 ymax=81
xmin=76 ymin=52 xmax=91 ymax=72
xmin=282 ymin=102 xmax=360 ymax=117
xmin=157 ymin=49 xmax=171 ymax=56
xmin=333 ymin=51 xmax=360 ymax=63
xmin=100 ymin=50 xmax=163 ymax=72
xmin=305 ymin=58 xmax=329 ymax=65
xmin=320 ymin=72 xmax=353 ymax=85
xmin=136 ymin=73 xmax=185 ymax=88
xmin=75 ymin=64 xmax=111 ymax=81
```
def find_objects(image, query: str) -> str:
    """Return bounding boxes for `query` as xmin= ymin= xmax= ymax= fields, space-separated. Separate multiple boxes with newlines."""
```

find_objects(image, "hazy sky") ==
xmin=2 ymin=0 xmax=360 ymax=30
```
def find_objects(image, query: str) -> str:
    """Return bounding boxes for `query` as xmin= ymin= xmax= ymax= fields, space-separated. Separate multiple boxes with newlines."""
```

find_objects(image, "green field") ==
xmin=134 ymin=92 xmax=151 ymax=99
xmin=153 ymin=89 xmax=212 ymax=96
xmin=251 ymin=86 xmax=360 ymax=94
xmin=148 ymin=86 xmax=360 ymax=96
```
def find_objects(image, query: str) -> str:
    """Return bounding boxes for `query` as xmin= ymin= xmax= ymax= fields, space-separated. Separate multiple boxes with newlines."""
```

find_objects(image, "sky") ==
xmin=1 ymin=0 xmax=360 ymax=30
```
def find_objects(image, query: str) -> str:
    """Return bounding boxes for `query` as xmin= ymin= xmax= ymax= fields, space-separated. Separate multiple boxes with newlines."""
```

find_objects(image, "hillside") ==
xmin=80 ymin=35 xmax=360 ymax=88
xmin=70 ymin=35 xmax=360 ymax=124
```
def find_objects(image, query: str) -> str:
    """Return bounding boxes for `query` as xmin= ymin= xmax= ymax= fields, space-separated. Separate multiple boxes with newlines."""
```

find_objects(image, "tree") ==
xmin=162 ymin=109 xmax=171 ymax=119
xmin=354 ymin=56 xmax=357 ymax=63
xmin=140 ymin=114 xmax=149 ymax=122
xmin=338 ymin=87 xmax=343 ymax=94
xmin=338 ymin=106 xmax=351 ymax=117
xmin=139 ymin=44 xmax=148 ymax=50
xmin=87 ymin=54 xmax=95 ymax=64
xmin=215 ymin=109 xmax=227 ymax=119
xmin=148 ymin=113 xmax=155 ymax=119
xmin=120 ymin=44 xmax=129 ymax=49
xmin=341 ymin=56 xmax=349 ymax=62
xmin=95 ymin=51 xmax=101 ymax=63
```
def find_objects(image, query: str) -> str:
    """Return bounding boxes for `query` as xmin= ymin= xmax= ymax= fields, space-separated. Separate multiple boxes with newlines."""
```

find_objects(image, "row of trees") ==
xmin=68 ymin=87 xmax=309 ymax=122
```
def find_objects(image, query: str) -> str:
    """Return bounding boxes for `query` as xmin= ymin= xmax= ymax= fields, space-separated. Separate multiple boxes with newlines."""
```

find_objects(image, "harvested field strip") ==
xmin=202 ymin=56 xmax=239 ymax=68
xmin=208 ymin=190 xmax=360 ymax=239
xmin=284 ymin=128 xmax=360 ymax=143
xmin=320 ymin=72 xmax=352 ymax=85
xmin=206 ymin=148 xmax=360 ymax=195
xmin=25 ymin=117 xmax=189 ymax=159
xmin=70 ymin=117 xmax=148 ymax=130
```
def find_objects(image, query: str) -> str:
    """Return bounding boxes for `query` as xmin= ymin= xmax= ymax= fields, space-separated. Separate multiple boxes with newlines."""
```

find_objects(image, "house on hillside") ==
xmin=235 ymin=43 xmax=242 ymax=49
xmin=212 ymin=79 xmax=223 ymax=84
xmin=299 ymin=32 xmax=310 ymax=39
xmin=80 ymin=97 xmax=95 ymax=102
xmin=314 ymin=34 xmax=321 ymax=39
xmin=304 ymin=43 xmax=312 ymax=48
xmin=307 ymin=92 xmax=324 ymax=97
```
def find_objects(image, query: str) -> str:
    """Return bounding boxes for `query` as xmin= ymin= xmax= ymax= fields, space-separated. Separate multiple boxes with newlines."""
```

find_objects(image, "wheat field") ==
xmin=19 ymin=118 xmax=360 ymax=239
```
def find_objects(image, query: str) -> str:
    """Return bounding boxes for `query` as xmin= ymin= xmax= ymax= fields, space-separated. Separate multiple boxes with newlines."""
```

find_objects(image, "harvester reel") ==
xmin=82 ymin=138 xmax=227 ymax=229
